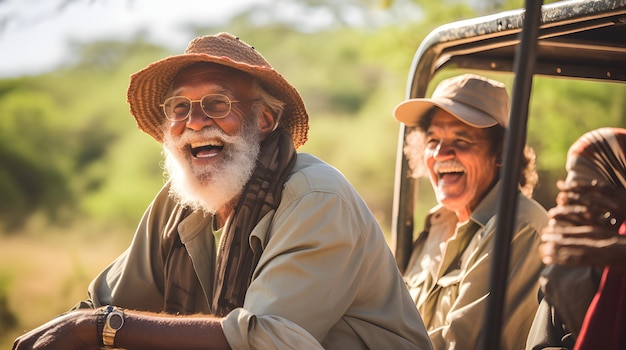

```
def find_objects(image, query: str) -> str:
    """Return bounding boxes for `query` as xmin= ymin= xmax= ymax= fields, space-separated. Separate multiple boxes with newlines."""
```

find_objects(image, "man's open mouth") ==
xmin=435 ymin=162 xmax=465 ymax=178
xmin=190 ymin=140 xmax=224 ymax=158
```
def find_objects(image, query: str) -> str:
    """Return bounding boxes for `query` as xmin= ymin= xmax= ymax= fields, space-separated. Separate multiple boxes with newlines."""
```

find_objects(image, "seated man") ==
xmin=14 ymin=32 xmax=433 ymax=350
xmin=527 ymin=127 xmax=626 ymax=350
xmin=393 ymin=74 xmax=548 ymax=350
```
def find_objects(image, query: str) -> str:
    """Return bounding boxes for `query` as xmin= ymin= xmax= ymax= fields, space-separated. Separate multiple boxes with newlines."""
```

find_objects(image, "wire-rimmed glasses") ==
xmin=160 ymin=94 xmax=240 ymax=121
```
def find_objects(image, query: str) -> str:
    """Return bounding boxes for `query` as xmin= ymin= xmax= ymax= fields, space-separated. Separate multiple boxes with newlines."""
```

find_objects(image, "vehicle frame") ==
xmin=390 ymin=0 xmax=626 ymax=347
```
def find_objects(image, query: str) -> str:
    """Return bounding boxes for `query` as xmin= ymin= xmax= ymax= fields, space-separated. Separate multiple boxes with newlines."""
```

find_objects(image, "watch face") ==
xmin=109 ymin=313 xmax=124 ymax=330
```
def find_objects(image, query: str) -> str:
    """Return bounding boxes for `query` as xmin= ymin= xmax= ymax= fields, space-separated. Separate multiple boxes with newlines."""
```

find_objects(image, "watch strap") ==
xmin=101 ymin=305 xmax=124 ymax=348
xmin=96 ymin=306 xmax=110 ymax=348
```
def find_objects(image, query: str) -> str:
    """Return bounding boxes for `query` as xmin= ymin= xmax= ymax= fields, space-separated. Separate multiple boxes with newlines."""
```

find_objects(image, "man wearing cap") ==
xmin=13 ymin=33 xmax=432 ymax=350
xmin=394 ymin=74 xmax=547 ymax=350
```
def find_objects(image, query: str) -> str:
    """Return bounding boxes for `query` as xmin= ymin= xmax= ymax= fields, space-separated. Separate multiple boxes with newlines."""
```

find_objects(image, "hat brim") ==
xmin=394 ymin=98 xmax=499 ymax=129
xmin=127 ymin=53 xmax=309 ymax=148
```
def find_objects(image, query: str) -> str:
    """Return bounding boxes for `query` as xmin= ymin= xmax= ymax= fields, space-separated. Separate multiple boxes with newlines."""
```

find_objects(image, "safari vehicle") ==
xmin=390 ymin=0 xmax=626 ymax=348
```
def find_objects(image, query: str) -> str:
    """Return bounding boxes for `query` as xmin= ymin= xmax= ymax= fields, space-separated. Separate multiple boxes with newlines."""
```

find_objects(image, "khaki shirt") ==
xmin=404 ymin=182 xmax=548 ymax=350
xmin=86 ymin=153 xmax=433 ymax=350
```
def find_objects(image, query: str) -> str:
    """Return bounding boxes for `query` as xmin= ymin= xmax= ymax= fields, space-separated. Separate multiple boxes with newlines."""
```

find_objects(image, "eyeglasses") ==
xmin=160 ymin=94 xmax=240 ymax=121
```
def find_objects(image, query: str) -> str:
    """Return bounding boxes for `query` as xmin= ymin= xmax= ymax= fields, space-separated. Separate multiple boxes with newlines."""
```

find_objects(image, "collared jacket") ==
xmin=83 ymin=153 xmax=433 ymax=350
xmin=403 ymin=182 xmax=548 ymax=350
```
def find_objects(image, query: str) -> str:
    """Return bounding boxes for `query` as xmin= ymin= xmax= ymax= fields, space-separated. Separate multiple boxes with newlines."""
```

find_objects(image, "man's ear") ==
xmin=257 ymin=105 xmax=277 ymax=137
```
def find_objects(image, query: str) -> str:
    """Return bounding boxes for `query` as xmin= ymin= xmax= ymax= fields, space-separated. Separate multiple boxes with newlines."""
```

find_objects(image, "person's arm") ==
xmin=114 ymin=309 xmax=230 ymax=349
xmin=12 ymin=307 xmax=230 ymax=350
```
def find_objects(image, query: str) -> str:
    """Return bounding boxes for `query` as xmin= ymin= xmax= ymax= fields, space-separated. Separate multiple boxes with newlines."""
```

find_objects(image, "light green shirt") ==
xmin=404 ymin=182 xmax=548 ymax=350
xmin=86 ymin=153 xmax=433 ymax=350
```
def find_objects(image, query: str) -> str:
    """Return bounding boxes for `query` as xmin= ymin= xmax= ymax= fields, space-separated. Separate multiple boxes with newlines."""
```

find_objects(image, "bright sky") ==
xmin=0 ymin=0 xmax=419 ymax=78
xmin=0 ymin=0 xmax=271 ymax=78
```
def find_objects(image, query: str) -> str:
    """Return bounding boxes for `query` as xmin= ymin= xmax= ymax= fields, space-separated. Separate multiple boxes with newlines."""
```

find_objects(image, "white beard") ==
xmin=162 ymin=121 xmax=260 ymax=214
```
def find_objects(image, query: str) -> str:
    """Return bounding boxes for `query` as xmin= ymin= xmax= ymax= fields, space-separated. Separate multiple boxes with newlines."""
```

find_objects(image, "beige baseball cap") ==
xmin=393 ymin=73 xmax=509 ymax=128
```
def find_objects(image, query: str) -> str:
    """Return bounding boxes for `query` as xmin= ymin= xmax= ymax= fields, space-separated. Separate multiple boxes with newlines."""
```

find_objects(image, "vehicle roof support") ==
xmin=478 ymin=0 xmax=543 ymax=348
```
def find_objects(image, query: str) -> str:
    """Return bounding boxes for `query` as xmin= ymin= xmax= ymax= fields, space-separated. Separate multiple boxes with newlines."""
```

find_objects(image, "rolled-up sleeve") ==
xmin=222 ymin=309 xmax=323 ymax=349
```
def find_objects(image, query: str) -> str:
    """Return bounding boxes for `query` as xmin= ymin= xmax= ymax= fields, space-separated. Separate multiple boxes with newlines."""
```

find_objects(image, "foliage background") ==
xmin=1 ymin=0 xmax=625 ymax=346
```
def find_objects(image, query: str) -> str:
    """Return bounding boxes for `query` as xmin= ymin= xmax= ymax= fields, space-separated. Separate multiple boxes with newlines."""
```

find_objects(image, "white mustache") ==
xmin=172 ymin=128 xmax=232 ymax=147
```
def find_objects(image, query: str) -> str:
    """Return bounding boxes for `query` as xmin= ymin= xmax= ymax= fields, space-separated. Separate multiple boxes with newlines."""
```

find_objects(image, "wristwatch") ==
xmin=101 ymin=305 xmax=125 ymax=348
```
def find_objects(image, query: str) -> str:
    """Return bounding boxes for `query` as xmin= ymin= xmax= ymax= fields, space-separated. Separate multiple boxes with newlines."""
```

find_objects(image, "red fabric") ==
xmin=575 ymin=223 xmax=626 ymax=350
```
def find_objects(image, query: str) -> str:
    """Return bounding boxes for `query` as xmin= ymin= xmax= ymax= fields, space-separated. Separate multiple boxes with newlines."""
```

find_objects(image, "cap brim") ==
xmin=393 ymin=98 xmax=499 ymax=128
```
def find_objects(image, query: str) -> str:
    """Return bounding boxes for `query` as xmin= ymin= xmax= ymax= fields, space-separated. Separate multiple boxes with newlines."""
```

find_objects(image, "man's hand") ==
xmin=540 ymin=180 xmax=626 ymax=267
xmin=12 ymin=309 xmax=98 ymax=350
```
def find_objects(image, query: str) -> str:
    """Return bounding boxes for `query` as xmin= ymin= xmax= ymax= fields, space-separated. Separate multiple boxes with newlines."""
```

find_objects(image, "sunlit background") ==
xmin=1 ymin=0 xmax=422 ymax=77
xmin=2 ymin=0 xmax=624 ymax=346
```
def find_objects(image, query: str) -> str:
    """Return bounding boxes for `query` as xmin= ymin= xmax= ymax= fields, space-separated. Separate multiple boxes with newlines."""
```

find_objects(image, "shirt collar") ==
xmin=470 ymin=180 xmax=501 ymax=228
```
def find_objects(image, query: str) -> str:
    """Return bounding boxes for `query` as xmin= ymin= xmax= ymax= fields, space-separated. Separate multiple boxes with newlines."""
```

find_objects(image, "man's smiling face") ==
xmin=161 ymin=63 xmax=263 ymax=215
xmin=424 ymin=109 xmax=498 ymax=221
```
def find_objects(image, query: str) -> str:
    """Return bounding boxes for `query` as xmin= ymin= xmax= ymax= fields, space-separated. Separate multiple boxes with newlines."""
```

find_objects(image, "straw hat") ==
xmin=127 ymin=32 xmax=309 ymax=148
xmin=394 ymin=74 xmax=509 ymax=129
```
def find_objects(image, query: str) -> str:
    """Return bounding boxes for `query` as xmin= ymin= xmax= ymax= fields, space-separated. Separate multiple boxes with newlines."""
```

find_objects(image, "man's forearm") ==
xmin=112 ymin=309 xmax=231 ymax=350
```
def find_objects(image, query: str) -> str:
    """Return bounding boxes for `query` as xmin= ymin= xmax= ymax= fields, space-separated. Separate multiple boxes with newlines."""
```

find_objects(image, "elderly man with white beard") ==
xmin=13 ymin=33 xmax=433 ymax=350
